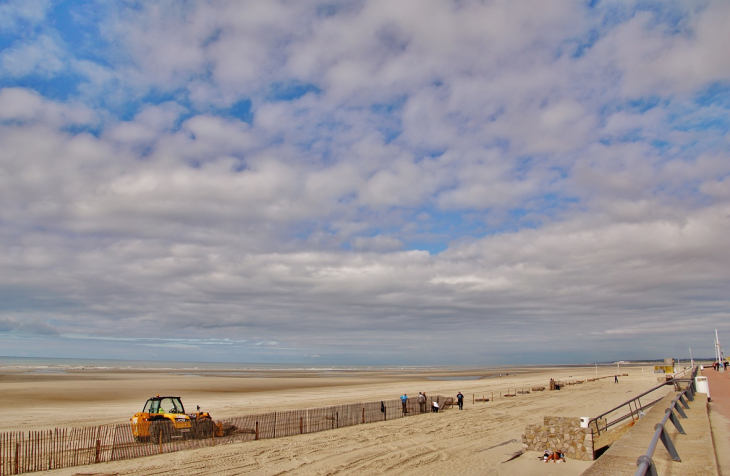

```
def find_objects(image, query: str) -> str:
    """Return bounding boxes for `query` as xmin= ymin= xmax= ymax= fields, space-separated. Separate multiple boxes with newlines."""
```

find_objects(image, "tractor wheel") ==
xmin=149 ymin=420 xmax=172 ymax=444
xmin=194 ymin=418 xmax=215 ymax=439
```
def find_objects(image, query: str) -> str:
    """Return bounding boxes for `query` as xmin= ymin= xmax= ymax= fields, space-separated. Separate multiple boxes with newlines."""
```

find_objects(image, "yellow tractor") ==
xmin=130 ymin=395 xmax=233 ymax=443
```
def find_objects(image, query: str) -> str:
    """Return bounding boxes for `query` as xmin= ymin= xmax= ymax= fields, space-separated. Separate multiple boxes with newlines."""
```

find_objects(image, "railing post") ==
xmin=666 ymin=409 xmax=686 ymax=435
xmin=673 ymin=401 xmax=688 ymax=419
xmin=678 ymin=394 xmax=689 ymax=409
xmin=657 ymin=424 xmax=681 ymax=461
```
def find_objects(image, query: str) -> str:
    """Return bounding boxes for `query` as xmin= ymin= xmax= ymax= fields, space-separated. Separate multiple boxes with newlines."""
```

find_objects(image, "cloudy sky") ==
xmin=1 ymin=0 xmax=729 ymax=365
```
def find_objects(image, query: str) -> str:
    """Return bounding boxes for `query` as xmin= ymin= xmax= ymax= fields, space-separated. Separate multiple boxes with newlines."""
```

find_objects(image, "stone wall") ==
xmin=522 ymin=416 xmax=598 ymax=461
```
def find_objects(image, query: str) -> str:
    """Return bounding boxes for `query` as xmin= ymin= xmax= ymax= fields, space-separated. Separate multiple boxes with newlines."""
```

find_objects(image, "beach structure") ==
xmin=522 ymin=416 xmax=599 ymax=461
xmin=654 ymin=358 xmax=675 ymax=374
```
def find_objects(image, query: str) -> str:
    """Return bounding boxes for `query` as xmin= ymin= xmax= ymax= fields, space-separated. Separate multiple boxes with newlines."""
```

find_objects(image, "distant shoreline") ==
xmin=0 ymin=355 xmax=686 ymax=373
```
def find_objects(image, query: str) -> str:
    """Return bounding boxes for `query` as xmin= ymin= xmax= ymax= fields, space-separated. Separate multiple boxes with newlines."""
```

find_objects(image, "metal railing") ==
xmin=589 ymin=388 xmax=665 ymax=436
xmin=634 ymin=366 xmax=699 ymax=476
xmin=588 ymin=367 xmax=695 ymax=436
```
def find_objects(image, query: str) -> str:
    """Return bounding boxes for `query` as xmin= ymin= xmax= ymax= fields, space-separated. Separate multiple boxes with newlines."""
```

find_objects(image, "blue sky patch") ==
xmin=50 ymin=0 xmax=110 ymax=65
xmin=569 ymin=29 xmax=600 ymax=58
xmin=225 ymin=99 xmax=253 ymax=124
xmin=626 ymin=95 xmax=662 ymax=113
xmin=266 ymin=81 xmax=321 ymax=102
xmin=694 ymin=82 xmax=730 ymax=108
xmin=0 ymin=74 xmax=81 ymax=101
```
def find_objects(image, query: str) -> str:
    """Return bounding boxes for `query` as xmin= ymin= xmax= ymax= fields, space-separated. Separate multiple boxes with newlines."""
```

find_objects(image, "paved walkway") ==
xmin=705 ymin=368 xmax=730 ymax=475
xmin=582 ymin=388 xmax=717 ymax=475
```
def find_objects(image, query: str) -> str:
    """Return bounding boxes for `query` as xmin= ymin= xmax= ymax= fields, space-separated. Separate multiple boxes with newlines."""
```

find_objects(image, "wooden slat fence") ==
xmin=0 ymin=395 xmax=451 ymax=475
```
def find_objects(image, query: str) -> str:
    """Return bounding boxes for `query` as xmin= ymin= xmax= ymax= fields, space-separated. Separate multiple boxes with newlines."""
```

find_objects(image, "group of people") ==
xmin=399 ymin=391 xmax=464 ymax=413
xmin=413 ymin=392 xmax=439 ymax=412
xmin=401 ymin=393 xmax=434 ymax=413
xmin=390 ymin=392 xmax=440 ymax=413
xmin=712 ymin=361 xmax=728 ymax=371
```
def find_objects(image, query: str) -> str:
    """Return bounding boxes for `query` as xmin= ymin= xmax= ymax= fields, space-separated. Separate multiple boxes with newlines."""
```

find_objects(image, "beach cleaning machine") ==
xmin=130 ymin=395 xmax=235 ymax=443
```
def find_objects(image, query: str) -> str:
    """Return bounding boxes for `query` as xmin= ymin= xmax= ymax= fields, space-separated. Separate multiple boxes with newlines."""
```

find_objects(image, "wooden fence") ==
xmin=0 ymin=395 xmax=451 ymax=475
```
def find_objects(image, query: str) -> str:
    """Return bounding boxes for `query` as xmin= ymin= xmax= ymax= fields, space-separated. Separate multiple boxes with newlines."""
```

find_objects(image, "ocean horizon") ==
xmin=0 ymin=355 xmax=665 ymax=374
xmin=0 ymin=356 xmax=506 ymax=373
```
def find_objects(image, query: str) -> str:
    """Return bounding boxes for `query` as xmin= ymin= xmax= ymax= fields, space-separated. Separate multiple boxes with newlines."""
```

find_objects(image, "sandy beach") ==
xmin=1 ymin=363 xmax=670 ymax=475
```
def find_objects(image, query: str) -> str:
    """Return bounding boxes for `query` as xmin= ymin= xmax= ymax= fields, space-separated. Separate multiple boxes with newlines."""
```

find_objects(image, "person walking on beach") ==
xmin=401 ymin=394 xmax=408 ymax=414
xmin=614 ymin=375 xmax=618 ymax=383
xmin=456 ymin=391 xmax=464 ymax=410
xmin=418 ymin=392 xmax=426 ymax=413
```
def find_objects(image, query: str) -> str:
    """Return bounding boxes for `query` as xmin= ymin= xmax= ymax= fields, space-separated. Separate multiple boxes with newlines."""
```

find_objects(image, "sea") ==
xmin=0 ymin=356 xmax=498 ymax=375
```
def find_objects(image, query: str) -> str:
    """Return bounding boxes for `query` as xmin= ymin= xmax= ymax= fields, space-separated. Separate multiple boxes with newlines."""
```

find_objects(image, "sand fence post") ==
xmin=255 ymin=421 xmax=259 ymax=441
xmin=362 ymin=407 xmax=365 ymax=424
xmin=95 ymin=439 xmax=101 ymax=464
xmin=300 ymin=416 xmax=303 ymax=434
xmin=109 ymin=425 xmax=118 ymax=462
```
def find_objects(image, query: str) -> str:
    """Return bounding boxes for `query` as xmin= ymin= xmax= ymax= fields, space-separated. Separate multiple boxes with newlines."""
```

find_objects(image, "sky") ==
xmin=0 ymin=0 xmax=729 ymax=365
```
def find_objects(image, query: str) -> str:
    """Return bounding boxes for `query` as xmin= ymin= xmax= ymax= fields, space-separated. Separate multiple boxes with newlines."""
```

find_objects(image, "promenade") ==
xmin=706 ymin=368 xmax=730 ymax=475
xmin=583 ymin=367 xmax=725 ymax=476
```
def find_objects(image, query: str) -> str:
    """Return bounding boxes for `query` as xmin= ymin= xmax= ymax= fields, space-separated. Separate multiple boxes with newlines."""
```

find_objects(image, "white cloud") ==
xmin=593 ymin=2 xmax=730 ymax=96
xmin=0 ymin=0 xmax=50 ymax=30
xmin=0 ymin=88 xmax=96 ymax=125
xmin=0 ymin=34 xmax=65 ymax=78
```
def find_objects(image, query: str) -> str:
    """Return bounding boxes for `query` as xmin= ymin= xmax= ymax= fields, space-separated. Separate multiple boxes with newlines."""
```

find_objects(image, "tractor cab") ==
xmin=143 ymin=396 xmax=185 ymax=415
xmin=131 ymin=395 xmax=192 ymax=443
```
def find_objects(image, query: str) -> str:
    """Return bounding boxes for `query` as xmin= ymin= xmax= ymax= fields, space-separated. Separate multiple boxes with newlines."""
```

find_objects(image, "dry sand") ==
xmin=1 ymin=364 xmax=669 ymax=475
